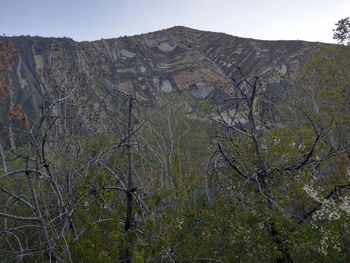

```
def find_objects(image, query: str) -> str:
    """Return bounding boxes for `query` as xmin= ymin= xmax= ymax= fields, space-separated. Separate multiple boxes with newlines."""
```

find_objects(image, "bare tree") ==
xmin=210 ymin=69 xmax=350 ymax=260
xmin=0 ymin=95 xmax=79 ymax=262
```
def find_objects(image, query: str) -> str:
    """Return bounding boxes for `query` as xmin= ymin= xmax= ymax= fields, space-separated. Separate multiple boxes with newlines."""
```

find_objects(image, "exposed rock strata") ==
xmin=0 ymin=26 xmax=321 ymax=138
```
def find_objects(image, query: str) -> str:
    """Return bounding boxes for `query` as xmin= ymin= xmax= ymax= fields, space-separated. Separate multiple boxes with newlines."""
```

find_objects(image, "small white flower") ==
xmin=328 ymin=211 xmax=341 ymax=220
xmin=298 ymin=144 xmax=306 ymax=151
xmin=273 ymin=138 xmax=280 ymax=145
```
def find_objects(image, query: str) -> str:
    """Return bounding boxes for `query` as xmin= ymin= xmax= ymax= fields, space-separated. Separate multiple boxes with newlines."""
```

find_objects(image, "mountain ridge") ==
xmin=1 ymin=25 xmax=326 ymax=43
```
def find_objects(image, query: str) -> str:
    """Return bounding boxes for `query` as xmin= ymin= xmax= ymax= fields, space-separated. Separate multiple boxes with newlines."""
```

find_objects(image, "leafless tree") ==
xmin=209 ymin=68 xmax=350 ymax=261
xmin=0 ymin=95 xmax=80 ymax=262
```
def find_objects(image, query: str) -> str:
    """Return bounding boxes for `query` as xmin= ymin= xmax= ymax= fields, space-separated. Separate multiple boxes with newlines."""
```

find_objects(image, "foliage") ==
xmin=333 ymin=17 xmax=350 ymax=45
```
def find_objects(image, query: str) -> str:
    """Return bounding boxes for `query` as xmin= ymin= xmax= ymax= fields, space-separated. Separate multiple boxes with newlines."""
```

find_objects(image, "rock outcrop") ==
xmin=0 ymin=26 xmax=321 ymax=139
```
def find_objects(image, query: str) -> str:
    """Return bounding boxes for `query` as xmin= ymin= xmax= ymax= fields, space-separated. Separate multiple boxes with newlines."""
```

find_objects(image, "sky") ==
xmin=0 ymin=0 xmax=349 ymax=43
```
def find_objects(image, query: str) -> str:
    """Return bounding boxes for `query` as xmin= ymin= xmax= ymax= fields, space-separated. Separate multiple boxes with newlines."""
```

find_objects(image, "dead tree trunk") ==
xmin=123 ymin=96 xmax=134 ymax=263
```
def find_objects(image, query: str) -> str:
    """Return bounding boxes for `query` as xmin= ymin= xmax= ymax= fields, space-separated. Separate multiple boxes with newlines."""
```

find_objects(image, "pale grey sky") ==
xmin=0 ymin=0 xmax=349 ymax=43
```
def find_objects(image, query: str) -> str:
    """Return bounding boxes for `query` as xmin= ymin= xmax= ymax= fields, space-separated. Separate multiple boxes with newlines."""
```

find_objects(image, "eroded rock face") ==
xmin=0 ymin=27 xmax=322 ymax=135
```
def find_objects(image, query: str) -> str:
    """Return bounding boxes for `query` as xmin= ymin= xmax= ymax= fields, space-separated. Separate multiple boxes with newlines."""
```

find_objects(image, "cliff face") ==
xmin=0 ymin=26 xmax=321 ymax=138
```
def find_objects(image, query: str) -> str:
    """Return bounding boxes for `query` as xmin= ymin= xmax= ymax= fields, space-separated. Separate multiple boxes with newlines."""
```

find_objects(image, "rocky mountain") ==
xmin=0 ymin=26 xmax=321 ymax=140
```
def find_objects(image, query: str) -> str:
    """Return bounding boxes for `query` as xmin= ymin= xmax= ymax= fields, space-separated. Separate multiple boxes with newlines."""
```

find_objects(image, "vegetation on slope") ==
xmin=0 ymin=43 xmax=349 ymax=263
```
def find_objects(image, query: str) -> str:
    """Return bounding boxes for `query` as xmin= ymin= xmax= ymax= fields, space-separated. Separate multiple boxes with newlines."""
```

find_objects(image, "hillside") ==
xmin=0 ymin=27 xmax=320 ymax=138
